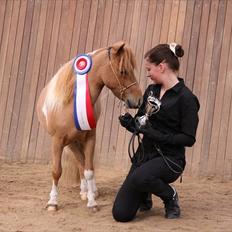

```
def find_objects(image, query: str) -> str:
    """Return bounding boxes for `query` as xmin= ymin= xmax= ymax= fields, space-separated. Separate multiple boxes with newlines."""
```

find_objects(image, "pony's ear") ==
xmin=111 ymin=41 xmax=126 ymax=55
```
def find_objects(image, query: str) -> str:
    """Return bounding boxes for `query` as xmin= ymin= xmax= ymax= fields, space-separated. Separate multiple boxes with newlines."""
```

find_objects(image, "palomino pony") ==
xmin=36 ymin=41 xmax=142 ymax=211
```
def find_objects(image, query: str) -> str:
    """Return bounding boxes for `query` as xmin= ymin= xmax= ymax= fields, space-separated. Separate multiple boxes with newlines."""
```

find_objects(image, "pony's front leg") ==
xmin=84 ymin=130 xmax=98 ymax=211
xmin=47 ymin=137 xmax=64 ymax=211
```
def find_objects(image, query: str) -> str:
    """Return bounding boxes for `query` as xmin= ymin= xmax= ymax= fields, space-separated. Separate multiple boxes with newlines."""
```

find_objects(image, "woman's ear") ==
xmin=159 ymin=63 xmax=166 ymax=73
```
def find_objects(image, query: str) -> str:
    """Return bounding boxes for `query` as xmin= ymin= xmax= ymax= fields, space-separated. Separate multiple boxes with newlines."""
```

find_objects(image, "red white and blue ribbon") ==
xmin=73 ymin=54 xmax=96 ymax=130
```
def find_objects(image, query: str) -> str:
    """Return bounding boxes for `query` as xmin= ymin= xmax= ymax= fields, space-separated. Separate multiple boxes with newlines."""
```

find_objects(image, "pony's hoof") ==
xmin=89 ymin=206 xmax=99 ymax=213
xmin=46 ymin=204 xmax=58 ymax=211
xmin=80 ymin=193 xmax=87 ymax=201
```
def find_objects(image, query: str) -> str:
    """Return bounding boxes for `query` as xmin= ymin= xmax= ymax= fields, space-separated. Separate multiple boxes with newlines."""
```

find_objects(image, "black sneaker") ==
xmin=139 ymin=193 xmax=153 ymax=212
xmin=164 ymin=189 xmax=180 ymax=219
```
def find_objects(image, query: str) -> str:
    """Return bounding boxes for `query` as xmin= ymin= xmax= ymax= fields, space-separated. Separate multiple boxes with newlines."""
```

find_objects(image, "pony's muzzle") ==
xmin=125 ymin=96 xmax=143 ymax=109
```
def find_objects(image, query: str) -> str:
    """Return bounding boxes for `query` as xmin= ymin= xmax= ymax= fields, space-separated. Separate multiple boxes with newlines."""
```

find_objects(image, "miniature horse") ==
xmin=36 ymin=41 xmax=142 ymax=211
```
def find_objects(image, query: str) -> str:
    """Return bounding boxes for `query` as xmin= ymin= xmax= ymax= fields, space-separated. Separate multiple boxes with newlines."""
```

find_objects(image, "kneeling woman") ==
xmin=112 ymin=43 xmax=200 ymax=222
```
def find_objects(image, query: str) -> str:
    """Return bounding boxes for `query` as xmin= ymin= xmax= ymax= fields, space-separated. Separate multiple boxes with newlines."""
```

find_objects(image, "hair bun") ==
xmin=175 ymin=44 xmax=184 ymax=58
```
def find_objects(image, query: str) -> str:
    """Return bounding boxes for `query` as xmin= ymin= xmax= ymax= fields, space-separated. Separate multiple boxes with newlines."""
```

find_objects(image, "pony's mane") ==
xmin=47 ymin=44 xmax=136 ymax=109
xmin=55 ymin=61 xmax=74 ymax=105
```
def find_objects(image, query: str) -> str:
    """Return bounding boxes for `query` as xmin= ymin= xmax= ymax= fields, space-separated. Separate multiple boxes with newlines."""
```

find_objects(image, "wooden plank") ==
xmin=77 ymin=0 xmax=91 ymax=53
xmin=175 ymin=0 xmax=187 ymax=44
xmin=0 ymin=0 xmax=7 ymax=50
xmin=135 ymin=0 xmax=149 ymax=86
xmin=0 ymin=0 xmax=27 ymax=161
xmin=35 ymin=0 xmax=62 ymax=163
xmin=69 ymin=0 xmax=84 ymax=58
xmin=122 ymin=0 xmax=135 ymax=43
xmin=85 ymin=0 xmax=98 ymax=52
xmin=214 ymin=0 xmax=232 ymax=177
xmin=20 ymin=0 xmax=49 ymax=162
xmin=167 ymin=0 xmax=180 ymax=43
xmin=138 ymin=0 xmax=157 ymax=100
xmin=178 ymin=0 xmax=195 ymax=79
xmin=92 ymin=0 xmax=106 ymax=50
xmin=54 ymin=0 xmax=77 ymax=69
xmin=186 ymin=0 xmax=210 ymax=175
xmin=3 ymin=0 xmax=35 ymax=162
xmin=33 ymin=0 xmax=56 ymax=162
xmin=185 ymin=0 xmax=203 ymax=90
xmin=116 ymin=0 xmax=127 ymax=40
xmin=0 ymin=0 xmax=13 ymax=147
xmin=200 ymin=0 xmax=227 ymax=177
xmin=99 ymin=0 xmax=113 ymax=47
xmin=129 ymin=0 xmax=142 ymax=51
xmin=0 ymin=0 xmax=20 ymax=160
xmin=151 ymin=0 xmax=164 ymax=49
xmin=222 ymin=0 xmax=232 ymax=180
xmin=8 ymin=0 xmax=40 ymax=162
xmin=45 ymin=0 xmax=63 ymax=80
xmin=191 ymin=0 xmax=219 ymax=177
xmin=206 ymin=0 xmax=231 ymax=176
xmin=159 ymin=0 xmax=172 ymax=43
xmin=223 ymin=30 xmax=232 ymax=179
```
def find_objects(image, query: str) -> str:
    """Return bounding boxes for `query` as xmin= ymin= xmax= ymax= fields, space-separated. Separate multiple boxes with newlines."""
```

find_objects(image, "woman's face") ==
xmin=145 ymin=59 xmax=163 ymax=84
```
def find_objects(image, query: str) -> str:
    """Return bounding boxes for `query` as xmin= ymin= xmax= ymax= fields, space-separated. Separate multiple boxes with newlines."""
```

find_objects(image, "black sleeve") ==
xmin=141 ymin=127 xmax=196 ymax=147
xmin=180 ymin=93 xmax=200 ymax=138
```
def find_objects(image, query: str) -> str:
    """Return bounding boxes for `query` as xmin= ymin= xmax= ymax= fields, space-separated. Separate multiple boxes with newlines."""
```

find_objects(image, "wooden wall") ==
xmin=0 ymin=0 xmax=232 ymax=179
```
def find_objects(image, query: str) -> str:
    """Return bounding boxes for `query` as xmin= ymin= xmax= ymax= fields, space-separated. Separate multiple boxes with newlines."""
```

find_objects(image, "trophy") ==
xmin=135 ymin=91 xmax=161 ymax=128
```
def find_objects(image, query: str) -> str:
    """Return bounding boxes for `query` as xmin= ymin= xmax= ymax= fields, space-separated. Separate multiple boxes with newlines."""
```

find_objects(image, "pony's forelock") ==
xmin=118 ymin=46 xmax=137 ymax=73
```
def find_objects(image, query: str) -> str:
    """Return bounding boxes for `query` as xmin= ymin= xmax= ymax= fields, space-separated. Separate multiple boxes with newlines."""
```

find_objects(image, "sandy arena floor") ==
xmin=0 ymin=161 xmax=231 ymax=232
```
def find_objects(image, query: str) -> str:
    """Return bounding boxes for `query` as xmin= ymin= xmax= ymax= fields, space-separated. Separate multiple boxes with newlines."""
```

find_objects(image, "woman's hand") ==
xmin=119 ymin=113 xmax=134 ymax=128
xmin=118 ymin=113 xmax=137 ymax=133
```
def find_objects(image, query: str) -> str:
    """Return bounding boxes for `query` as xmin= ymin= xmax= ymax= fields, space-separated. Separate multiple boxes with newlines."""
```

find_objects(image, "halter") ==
xmin=107 ymin=47 xmax=137 ymax=101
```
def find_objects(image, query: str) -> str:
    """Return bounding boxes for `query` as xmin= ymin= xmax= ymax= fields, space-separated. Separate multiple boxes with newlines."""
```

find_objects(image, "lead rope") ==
xmin=128 ymin=133 xmax=184 ymax=182
xmin=128 ymin=132 xmax=144 ymax=166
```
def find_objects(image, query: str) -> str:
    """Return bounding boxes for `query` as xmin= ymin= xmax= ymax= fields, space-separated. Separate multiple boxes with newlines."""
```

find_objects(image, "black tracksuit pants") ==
xmin=112 ymin=156 xmax=184 ymax=222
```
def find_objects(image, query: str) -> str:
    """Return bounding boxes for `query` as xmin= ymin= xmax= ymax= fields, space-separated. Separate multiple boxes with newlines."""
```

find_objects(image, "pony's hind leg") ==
xmin=67 ymin=142 xmax=88 ymax=201
xmin=47 ymin=137 xmax=64 ymax=211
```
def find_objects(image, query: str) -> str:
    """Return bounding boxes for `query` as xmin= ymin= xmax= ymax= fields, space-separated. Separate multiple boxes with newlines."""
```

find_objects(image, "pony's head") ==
xmin=52 ymin=41 xmax=142 ymax=110
xmin=98 ymin=41 xmax=142 ymax=109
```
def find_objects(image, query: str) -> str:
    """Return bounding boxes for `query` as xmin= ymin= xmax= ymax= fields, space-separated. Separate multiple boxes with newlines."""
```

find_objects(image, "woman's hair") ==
xmin=144 ymin=43 xmax=184 ymax=71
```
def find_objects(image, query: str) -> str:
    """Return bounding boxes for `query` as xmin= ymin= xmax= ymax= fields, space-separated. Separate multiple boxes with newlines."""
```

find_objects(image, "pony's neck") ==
xmin=88 ymin=50 xmax=108 ymax=104
xmin=88 ymin=76 xmax=104 ymax=105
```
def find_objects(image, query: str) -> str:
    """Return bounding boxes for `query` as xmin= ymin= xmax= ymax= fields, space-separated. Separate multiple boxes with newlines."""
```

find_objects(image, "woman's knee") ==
xmin=112 ymin=204 xmax=135 ymax=222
